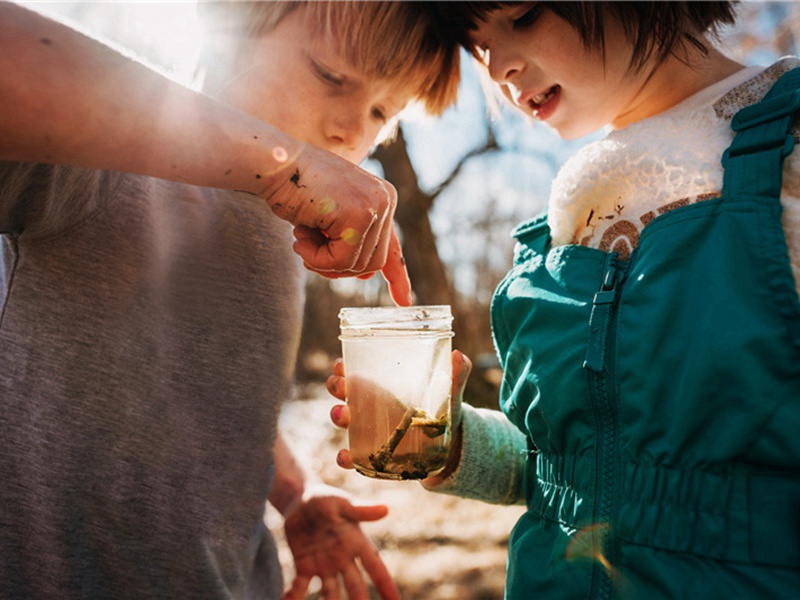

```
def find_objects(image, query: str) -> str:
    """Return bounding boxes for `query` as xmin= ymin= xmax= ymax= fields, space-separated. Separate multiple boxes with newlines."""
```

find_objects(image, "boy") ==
xmin=0 ymin=2 xmax=460 ymax=598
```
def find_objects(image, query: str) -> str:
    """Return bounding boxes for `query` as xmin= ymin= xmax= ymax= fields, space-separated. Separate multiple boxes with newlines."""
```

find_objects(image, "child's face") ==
xmin=469 ymin=4 xmax=655 ymax=140
xmin=218 ymin=7 xmax=412 ymax=164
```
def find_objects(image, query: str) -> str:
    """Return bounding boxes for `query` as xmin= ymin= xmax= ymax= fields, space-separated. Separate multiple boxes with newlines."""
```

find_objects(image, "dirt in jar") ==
xmin=346 ymin=374 xmax=451 ymax=480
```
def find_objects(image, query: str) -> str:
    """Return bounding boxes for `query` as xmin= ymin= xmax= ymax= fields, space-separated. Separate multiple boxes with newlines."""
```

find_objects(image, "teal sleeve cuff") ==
xmin=422 ymin=403 xmax=528 ymax=505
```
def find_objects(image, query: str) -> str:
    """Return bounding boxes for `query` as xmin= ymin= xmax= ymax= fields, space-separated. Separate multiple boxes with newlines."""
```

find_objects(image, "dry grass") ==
xmin=269 ymin=384 xmax=525 ymax=600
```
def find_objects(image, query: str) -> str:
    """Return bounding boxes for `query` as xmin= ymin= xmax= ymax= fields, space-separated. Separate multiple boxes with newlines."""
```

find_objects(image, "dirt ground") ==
xmin=268 ymin=384 xmax=525 ymax=600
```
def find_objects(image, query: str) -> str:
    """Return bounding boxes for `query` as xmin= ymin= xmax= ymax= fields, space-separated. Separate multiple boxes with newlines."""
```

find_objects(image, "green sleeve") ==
xmin=422 ymin=403 xmax=528 ymax=505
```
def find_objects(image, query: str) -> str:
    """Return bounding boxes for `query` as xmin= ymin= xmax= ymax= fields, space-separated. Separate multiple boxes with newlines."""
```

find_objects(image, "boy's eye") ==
xmin=310 ymin=58 xmax=345 ymax=86
xmin=371 ymin=106 xmax=387 ymax=123
xmin=512 ymin=3 xmax=543 ymax=29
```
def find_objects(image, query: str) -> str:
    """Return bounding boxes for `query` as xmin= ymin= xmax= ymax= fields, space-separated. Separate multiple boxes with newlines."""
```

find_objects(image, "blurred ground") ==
xmin=268 ymin=384 xmax=525 ymax=600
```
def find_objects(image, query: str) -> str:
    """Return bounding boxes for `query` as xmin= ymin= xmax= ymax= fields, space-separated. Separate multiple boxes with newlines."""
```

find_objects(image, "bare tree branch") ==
xmin=430 ymin=127 xmax=499 ymax=200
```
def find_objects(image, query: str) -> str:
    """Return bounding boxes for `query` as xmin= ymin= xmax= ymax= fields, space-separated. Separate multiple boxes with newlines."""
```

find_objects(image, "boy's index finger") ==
xmin=381 ymin=228 xmax=412 ymax=306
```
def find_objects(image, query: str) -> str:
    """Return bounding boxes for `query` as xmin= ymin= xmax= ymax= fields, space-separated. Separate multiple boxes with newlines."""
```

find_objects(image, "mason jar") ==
xmin=338 ymin=305 xmax=454 ymax=480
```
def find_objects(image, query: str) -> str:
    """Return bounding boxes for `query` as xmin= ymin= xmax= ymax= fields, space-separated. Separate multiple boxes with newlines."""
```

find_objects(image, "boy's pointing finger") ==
xmin=381 ymin=228 xmax=412 ymax=306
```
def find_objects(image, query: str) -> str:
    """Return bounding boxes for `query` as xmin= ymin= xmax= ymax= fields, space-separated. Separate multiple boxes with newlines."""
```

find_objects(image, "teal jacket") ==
xmin=491 ymin=69 xmax=800 ymax=598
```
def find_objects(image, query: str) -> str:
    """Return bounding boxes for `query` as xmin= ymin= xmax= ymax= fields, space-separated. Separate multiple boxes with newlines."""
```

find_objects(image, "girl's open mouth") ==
xmin=529 ymin=85 xmax=561 ymax=119
xmin=531 ymin=85 xmax=558 ymax=106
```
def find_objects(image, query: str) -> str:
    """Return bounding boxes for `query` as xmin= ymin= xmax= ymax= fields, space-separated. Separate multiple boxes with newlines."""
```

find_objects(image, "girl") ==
xmin=330 ymin=2 xmax=800 ymax=598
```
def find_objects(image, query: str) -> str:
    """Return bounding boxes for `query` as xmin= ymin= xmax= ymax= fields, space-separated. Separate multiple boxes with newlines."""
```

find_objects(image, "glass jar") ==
xmin=338 ymin=305 xmax=454 ymax=480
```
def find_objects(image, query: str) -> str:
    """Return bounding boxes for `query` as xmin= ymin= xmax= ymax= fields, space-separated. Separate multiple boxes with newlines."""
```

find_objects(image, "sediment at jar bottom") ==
xmin=345 ymin=370 xmax=452 ymax=480
xmin=350 ymin=402 xmax=451 ymax=480
xmin=357 ymin=446 xmax=451 ymax=480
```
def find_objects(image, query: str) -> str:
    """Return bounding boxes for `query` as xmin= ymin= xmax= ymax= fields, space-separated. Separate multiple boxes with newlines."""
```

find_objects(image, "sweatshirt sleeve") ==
xmin=0 ymin=162 xmax=121 ymax=238
xmin=422 ymin=403 xmax=529 ymax=505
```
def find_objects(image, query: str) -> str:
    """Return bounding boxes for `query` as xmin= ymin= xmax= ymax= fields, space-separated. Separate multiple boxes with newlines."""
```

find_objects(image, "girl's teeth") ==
xmin=531 ymin=86 xmax=557 ymax=106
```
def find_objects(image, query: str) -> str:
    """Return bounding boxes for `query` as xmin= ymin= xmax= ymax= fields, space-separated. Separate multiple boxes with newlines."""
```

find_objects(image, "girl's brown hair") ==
xmin=432 ymin=1 xmax=738 ymax=73
xmin=197 ymin=1 xmax=461 ymax=115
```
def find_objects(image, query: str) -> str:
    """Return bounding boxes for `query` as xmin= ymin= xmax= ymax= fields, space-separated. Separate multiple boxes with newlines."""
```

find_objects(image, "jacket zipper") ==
xmin=584 ymin=253 xmax=623 ymax=599
xmin=583 ymin=254 xmax=618 ymax=373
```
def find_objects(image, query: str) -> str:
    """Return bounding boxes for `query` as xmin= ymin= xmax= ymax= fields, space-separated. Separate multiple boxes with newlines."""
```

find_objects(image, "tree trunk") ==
xmin=372 ymin=129 xmax=454 ymax=307
xmin=373 ymin=130 xmax=500 ymax=408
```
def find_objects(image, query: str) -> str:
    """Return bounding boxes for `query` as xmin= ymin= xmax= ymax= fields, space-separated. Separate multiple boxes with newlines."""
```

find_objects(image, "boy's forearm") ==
xmin=269 ymin=433 xmax=315 ymax=516
xmin=0 ymin=2 xmax=299 ymax=196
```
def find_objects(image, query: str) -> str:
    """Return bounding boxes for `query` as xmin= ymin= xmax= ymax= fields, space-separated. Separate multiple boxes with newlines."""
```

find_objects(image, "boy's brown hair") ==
xmin=197 ymin=1 xmax=461 ymax=116
xmin=432 ymin=1 xmax=738 ymax=73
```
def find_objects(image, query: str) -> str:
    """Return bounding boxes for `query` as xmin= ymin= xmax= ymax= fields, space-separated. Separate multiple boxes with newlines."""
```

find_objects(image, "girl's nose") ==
xmin=487 ymin=46 xmax=524 ymax=84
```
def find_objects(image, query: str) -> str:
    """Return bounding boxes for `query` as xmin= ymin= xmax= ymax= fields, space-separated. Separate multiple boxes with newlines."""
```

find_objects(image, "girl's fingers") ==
xmin=330 ymin=404 xmax=351 ymax=428
xmin=326 ymin=375 xmax=346 ymax=400
xmin=332 ymin=358 xmax=344 ymax=376
xmin=336 ymin=449 xmax=355 ymax=469
xmin=452 ymin=350 xmax=472 ymax=397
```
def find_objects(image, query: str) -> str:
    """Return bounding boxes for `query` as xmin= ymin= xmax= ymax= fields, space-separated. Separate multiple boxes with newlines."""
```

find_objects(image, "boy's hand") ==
xmin=262 ymin=145 xmax=412 ymax=306
xmin=281 ymin=485 xmax=400 ymax=600
xmin=327 ymin=351 xmax=472 ymax=470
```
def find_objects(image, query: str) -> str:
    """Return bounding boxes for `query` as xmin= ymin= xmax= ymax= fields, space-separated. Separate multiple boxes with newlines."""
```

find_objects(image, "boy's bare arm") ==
xmin=270 ymin=433 xmax=401 ymax=600
xmin=0 ymin=2 xmax=295 ymax=194
xmin=0 ymin=2 xmax=411 ymax=300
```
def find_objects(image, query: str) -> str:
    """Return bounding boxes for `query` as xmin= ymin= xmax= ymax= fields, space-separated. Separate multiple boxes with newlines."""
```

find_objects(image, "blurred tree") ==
xmin=373 ymin=128 xmax=455 ymax=307
xmin=372 ymin=127 xmax=502 ymax=406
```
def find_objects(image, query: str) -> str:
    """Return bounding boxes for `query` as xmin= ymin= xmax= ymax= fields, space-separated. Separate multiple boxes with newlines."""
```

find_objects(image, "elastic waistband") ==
xmin=528 ymin=452 xmax=800 ymax=568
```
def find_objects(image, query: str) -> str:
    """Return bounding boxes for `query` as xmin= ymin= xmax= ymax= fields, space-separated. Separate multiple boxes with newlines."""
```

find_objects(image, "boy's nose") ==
xmin=324 ymin=110 xmax=368 ymax=157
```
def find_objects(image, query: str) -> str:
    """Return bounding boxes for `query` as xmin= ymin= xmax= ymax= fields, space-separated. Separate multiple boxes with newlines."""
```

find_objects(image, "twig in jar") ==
xmin=369 ymin=406 xmax=422 ymax=471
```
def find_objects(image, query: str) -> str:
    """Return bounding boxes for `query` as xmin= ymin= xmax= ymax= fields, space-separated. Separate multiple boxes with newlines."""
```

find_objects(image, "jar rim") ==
xmin=339 ymin=305 xmax=452 ymax=332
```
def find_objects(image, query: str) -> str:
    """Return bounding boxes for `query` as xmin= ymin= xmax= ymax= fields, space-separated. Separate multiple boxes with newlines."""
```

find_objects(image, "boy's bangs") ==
xmin=304 ymin=2 xmax=461 ymax=116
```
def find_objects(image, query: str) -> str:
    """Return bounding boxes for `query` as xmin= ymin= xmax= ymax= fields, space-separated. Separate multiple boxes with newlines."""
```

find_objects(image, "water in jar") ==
xmin=344 ymin=332 xmax=452 ymax=480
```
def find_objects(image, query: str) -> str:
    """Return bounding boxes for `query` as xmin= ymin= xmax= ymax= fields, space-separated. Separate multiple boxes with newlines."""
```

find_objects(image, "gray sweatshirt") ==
xmin=0 ymin=163 xmax=304 ymax=599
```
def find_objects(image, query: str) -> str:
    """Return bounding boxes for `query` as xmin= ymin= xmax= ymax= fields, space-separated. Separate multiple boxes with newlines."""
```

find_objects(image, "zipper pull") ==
xmin=583 ymin=255 xmax=618 ymax=373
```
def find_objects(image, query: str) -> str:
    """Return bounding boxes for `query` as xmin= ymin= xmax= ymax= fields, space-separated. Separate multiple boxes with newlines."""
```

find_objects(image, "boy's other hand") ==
xmin=281 ymin=485 xmax=400 ymax=600
xmin=262 ymin=145 xmax=412 ymax=306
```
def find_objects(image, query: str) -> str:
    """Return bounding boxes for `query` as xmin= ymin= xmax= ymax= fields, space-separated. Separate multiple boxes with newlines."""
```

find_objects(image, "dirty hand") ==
xmin=261 ymin=144 xmax=411 ymax=306
xmin=326 ymin=351 xmax=472 ymax=470
xmin=281 ymin=485 xmax=400 ymax=600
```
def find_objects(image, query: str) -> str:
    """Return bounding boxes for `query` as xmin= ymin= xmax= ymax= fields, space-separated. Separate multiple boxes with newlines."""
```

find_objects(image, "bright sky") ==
xmin=19 ymin=1 xmax=203 ymax=82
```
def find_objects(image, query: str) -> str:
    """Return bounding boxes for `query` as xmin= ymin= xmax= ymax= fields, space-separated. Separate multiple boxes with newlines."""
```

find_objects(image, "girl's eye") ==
xmin=512 ymin=4 xmax=542 ymax=29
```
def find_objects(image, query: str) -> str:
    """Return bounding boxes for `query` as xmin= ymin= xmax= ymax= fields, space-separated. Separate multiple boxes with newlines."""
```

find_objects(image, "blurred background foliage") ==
xmin=22 ymin=0 xmax=800 ymax=406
